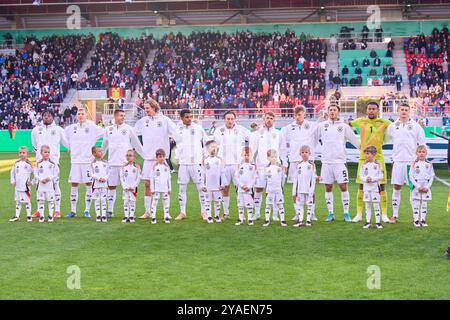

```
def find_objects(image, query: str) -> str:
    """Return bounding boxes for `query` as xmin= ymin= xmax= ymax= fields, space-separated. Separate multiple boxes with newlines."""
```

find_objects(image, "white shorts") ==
xmin=287 ymin=161 xmax=299 ymax=183
xmin=92 ymin=188 xmax=108 ymax=200
xmin=221 ymin=165 xmax=238 ymax=186
xmin=15 ymin=190 xmax=31 ymax=203
xmin=123 ymin=190 xmax=137 ymax=202
xmin=238 ymin=192 xmax=254 ymax=208
xmin=363 ymin=191 xmax=381 ymax=203
xmin=37 ymin=190 xmax=55 ymax=202
xmin=108 ymin=166 xmax=121 ymax=187
xmin=142 ymin=160 xmax=156 ymax=180
xmin=69 ymin=163 xmax=92 ymax=184
xmin=205 ymin=191 xmax=222 ymax=203
xmin=255 ymin=167 xmax=267 ymax=188
xmin=391 ymin=162 xmax=409 ymax=186
xmin=411 ymin=188 xmax=432 ymax=201
xmin=266 ymin=191 xmax=284 ymax=205
xmin=320 ymin=163 xmax=349 ymax=184
xmin=178 ymin=164 xmax=203 ymax=185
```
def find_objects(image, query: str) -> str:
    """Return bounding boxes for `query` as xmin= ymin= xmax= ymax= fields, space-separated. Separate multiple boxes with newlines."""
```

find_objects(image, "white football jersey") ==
xmin=174 ymin=122 xmax=206 ymax=165
xmin=265 ymin=164 xmax=285 ymax=193
xmin=409 ymin=159 xmax=434 ymax=200
xmin=316 ymin=119 xmax=360 ymax=164
xmin=134 ymin=113 xmax=177 ymax=160
xmin=280 ymin=120 xmax=318 ymax=163
xmin=387 ymin=119 xmax=426 ymax=162
xmin=31 ymin=121 xmax=68 ymax=164
xmin=249 ymin=127 xmax=281 ymax=167
xmin=291 ymin=160 xmax=316 ymax=196
xmin=235 ymin=162 xmax=257 ymax=193
xmin=203 ymin=156 xmax=223 ymax=191
xmin=359 ymin=161 xmax=384 ymax=193
xmin=120 ymin=163 xmax=141 ymax=190
xmin=213 ymin=124 xmax=249 ymax=165
xmin=91 ymin=160 xmax=109 ymax=189
xmin=10 ymin=160 xmax=33 ymax=192
xmin=102 ymin=123 xmax=145 ymax=166
xmin=150 ymin=162 xmax=171 ymax=193
xmin=65 ymin=121 xmax=104 ymax=164
xmin=35 ymin=159 xmax=59 ymax=193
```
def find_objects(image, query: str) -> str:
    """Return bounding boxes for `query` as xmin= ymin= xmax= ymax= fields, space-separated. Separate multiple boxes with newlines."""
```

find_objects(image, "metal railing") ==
xmin=336 ymin=31 xmax=392 ymax=43
xmin=328 ymin=98 xmax=417 ymax=115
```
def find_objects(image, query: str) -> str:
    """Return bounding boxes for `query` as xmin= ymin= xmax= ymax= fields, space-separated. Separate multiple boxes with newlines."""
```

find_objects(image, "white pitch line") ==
xmin=435 ymin=175 xmax=450 ymax=187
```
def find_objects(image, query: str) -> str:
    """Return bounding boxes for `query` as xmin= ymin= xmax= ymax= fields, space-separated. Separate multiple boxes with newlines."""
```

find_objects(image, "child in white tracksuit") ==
xmin=34 ymin=145 xmax=59 ymax=223
xmin=235 ymin=147 xmax=257 ymax=226
xmin=91 ymin=146 xmax=109 ymax=222
xmin=9 ymin=146 xmax=34 ymax=222
xmin=409 ymin=145 xmax=435 ymax=227
xmin=263 ymin=149 xmax=287 ymax=227
xmin=359 ymin=145 xmax=384 ymax=229
xmin=120 ymin=150 xmax=141 ymax=223
xmin=292 ymin=145 xmax=316 ymax=227
xmin=150 ymin=148 xmax=172 ymax=224
xmin=202 ymin=140 xmax=224 ymax=224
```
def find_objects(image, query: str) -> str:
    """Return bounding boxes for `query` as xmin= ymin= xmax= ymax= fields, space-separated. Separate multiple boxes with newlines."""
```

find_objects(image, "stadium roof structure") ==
xmin=0 ymin=0 xmax=449 ymax=28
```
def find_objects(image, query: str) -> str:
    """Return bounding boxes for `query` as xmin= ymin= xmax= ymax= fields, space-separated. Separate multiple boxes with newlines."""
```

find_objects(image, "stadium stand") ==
xmin=0 ymin=34 xmax=95 ymax=129
xmin=136 ymin=30 xmax=327 ymax=117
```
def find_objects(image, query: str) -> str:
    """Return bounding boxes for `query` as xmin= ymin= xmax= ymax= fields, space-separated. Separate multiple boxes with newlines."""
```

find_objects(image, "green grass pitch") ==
xmin=0 ymin=152 xmax=450 ymax=300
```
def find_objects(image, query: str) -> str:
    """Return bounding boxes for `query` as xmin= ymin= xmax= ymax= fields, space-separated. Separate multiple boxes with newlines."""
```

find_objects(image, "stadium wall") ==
xmin=0 ymin=19 xmax=449 ymax=42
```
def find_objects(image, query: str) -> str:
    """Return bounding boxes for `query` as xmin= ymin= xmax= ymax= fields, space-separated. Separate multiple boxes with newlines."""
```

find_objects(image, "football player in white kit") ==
xmin=120 ymin=150 xmax=141 ymax=223
xmin=65 ymin=107 xmax=105 ymax=218
xmin=134 ymin=99 xmax=177 ymax=220
xmin=316 ymin=105 xmax=360 ymax=222
xmin=386 ymin=103 xmax=426 ymax=224
xmin=359 ymin=146 xmax=384 ymax=229
xmin=249 ymin=112 xmax=282 ymax=221
xmin=235 ymin=147 xmax=256 ymax=226
xmin=9 ymin=146 xmax=34 ymax=222
xmin=91 ymin=146 xmax=109 ymax=223
xmin=101 ymin=109 xmax=145 ymax=218
xmin=202 ymin=140 xmax=224 ymax=224
xmin=174 ymin=109 xmax=207 ymax=221
xmin=149 ymin=149 xmax=172 ymax=224
xmin=263 ymin=149 xmax=287 ymax=227
xmin=31 ymin=110 xmax=68 ymax=219
xmin=35 ymin=145 xmax=59 ymax=223
xmin=213 ymin=111 xmax=249 ymax=220
xmin=409 ymin=145 xmax=435 ymax=227
xmin=292 ymin=145 xmax=317 ymax=227
xmin=280 ymin=105 xmax=318 ymax=222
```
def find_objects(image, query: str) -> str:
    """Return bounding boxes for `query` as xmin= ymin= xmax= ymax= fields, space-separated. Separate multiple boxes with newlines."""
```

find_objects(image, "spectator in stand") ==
xmin=362 ymin=57 xmax=370 ymax=67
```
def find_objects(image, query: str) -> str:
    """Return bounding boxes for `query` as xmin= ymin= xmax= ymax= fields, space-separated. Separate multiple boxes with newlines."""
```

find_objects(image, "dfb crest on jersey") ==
xmin=132 ymin=168 xmax=136 ymax=173
xmin=145 ymin=119 xmax=150 ymax=127
xmin=272 ymin=133 xmax=277 ymax=139
xmin=84 ymin=127 xmax=89 ymax=134
xmin=94 ymin=167 xmax=100 ymax=174
xmin=220 ymin=127 xmax=225 ymax=133
xmin=156 ymin=169 xmax=160 ymax=176
xmin=157 ymin=121 xmax=162 ymax=127
xmin=124 ymin=170 xmax=128 ymax=177
xmin=39 ymin=167 xmax=44 ymax=174
xmin=407 ymin=124 xmax=413 ymax=130
xmin=307 ymin=165 xmax=311 ymax=170
xmin=304 ymin=123 xmax=310 ymax=130
xmin=324 ymin=123 xmax=329 ymax=128
xmin=51 ymin=130 xmax=56 ymax=136
xmin=234 ymin=128 xmax=238 ymax=134
xmin=205 ymin=163 xmax=211 ymax=170
xmin=415 ymin=167 xmax=420 ymax=174
xmin=239 ymin=169 xmax=244 ymax=175
xmin=121 ymin=129 xmax=127 ymax=135
xmin=364 ymin=167 xmax=369 ymax=176
xmin=373 ymin=165 xmax=377 ymax=170
xmin=337 ymin=126 xmax=343 ymax=133
xmin=277 ymin=168 xmax=281 ymax=173
xmin=38 ymin=127 xmax=43 ymax=132
xmin=190 ymin=129 xmax=195 ymax=135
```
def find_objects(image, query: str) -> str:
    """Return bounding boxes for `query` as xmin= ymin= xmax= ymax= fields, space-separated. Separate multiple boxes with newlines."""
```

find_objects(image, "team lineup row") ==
xmin=9 ymin=99 xmax=433 ymax=228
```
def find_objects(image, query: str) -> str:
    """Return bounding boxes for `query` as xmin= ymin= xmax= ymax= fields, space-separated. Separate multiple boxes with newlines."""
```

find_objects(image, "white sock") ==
xmin=373 ymin=202 xmax=381 ymax=224
xmin=254 ymin=192 xmax=263 ymax=217
xmin=70 ymin=186 xmax=78 ymax=213
xmin=179 ymin=184 xmax=187 ymax=214
xmin=223 ymin=196 xmax=230 ymax=215
xmin=264 ymin=205 xmax=271 ymax=221
xmin=144 ymin=195 xmax=152 ymax=214
xmin=421 ymin=201 xmax=428 ymax=222
xmin=55 ymin=180 xmax=61 ymax=212
xmin=278 ymin=204 xmax=285 ymax=221
xmin=84 ymin=186 xmax=92 ymax=213
xmin=297 ymin=199 xmax=305 ymax=222
xmin=124 ymin=199 xmax=130 ymax=218
xmin=162 ymin=193 xmax=170 ymax=219
xmin=48 ymin=201 xmax=54 ymax=218
xmin=151 ymin=193 xmax=160 ymax=219
xmin=108 ymin=189 xmax=117 ymax=214
xmin=412 ymin=199 xmax=420 ymax=222
xmin=341 ymin=191 xmax=350 ymax=214
xmin=25 ymin=201 xmax=31 ymax=218
xmin=15 ymin=201 xmax=21 ymax=218
xmin=101 ymin=191 xmax=107 ymax=217
xmin=325 ymin=192 xmax=334 ymax=214
xmin=197 ymin=184 xmax=206 ymax=213
xmin=38 ymin=200 xmax=45 ymax=218
xmin=95 ymin=199 xmax=101 ymax=217
xmin=365 ymin=202 xmax=372 ymax=223
xmin=247 ymin=207 xmax=253 ymax=221
xmin=392 ymin=189 xmax=401 ymax=218
xmin=129 ymin=200 xmax=136 ymax=218
xmin=273 ymin=204 xmax=278 ymax=220
xmin=306 ymin=204 xmax=313 ymax=222
xmin=238 ymin=206 xmax=244 ymax=221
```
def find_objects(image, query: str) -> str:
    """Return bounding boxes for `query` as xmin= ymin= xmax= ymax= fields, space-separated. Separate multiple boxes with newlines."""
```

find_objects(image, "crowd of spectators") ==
xmin=405 ymin=27 xmax=450 ymax=115
xmin=136 ymin=30 xmax=327 ymax=115
xmin=78 ymin=32 xmax=154 ymax=91
xmin=0 ymin=34 xmax=95 ymax=129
